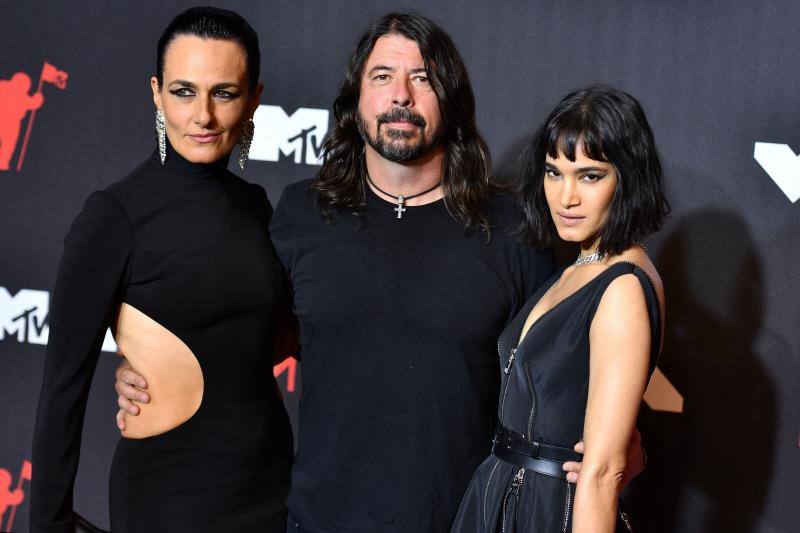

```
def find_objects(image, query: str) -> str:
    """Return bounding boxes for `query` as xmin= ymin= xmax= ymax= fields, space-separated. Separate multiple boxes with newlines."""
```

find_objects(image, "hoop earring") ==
xmin=238 ymin=118 xmax=255 ymax=171
xmin=155 ymin=109 xmax=166 ymax=164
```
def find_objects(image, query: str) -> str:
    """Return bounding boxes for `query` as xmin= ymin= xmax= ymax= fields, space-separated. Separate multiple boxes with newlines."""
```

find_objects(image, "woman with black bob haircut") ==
xmin=518 ymin=85 xmax=669 ymax=255
xmin=453 ymin=86 xmax=668 ymax=532
xmin=30 ymin=7 xmax=293 ymax=532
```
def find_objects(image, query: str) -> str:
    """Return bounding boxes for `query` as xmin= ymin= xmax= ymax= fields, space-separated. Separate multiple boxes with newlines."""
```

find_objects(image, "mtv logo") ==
xmin=250 ymin=105 xmax=329 ymax=165
xmin=0 ymin=288 xmax=49 ymax=345
xmin=754 ymin=142 xmax=800 ymax=203
xmin=0 ymin=286 xmax=117 ymax=351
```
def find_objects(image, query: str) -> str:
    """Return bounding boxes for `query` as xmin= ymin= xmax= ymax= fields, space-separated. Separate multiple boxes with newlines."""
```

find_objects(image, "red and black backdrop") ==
xmin=1 ymin=1 xmax=798 ymax=531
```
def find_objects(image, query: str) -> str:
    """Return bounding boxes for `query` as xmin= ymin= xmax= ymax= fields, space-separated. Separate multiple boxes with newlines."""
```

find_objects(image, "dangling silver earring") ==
xmin=155 ymin=109 xmax=167 ymax=164
xmin=238 ymin=118 xmax=255 ymax=171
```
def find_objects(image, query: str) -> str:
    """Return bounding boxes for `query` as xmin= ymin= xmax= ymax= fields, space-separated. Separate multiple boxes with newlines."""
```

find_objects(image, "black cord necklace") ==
xmin=366 ymin=174 xmax=442 ymax=219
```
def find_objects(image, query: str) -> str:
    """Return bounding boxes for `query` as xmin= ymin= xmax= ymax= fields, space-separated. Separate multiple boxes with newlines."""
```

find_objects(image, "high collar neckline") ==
xmin=158 ymin=139 xmax=232 ymax=177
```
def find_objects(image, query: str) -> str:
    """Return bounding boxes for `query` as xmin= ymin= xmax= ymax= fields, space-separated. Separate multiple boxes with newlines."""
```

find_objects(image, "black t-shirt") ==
xmin=270 ymin=180 xmax=554 ymax=532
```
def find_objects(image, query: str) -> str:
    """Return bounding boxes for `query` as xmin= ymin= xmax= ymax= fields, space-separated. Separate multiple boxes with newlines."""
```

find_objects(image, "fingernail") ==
xmin=567 ymin=473 xmax=577 ymax=482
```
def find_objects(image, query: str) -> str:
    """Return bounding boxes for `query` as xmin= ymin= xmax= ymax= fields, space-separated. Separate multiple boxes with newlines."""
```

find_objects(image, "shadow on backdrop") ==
xmin=627 ymin=208 xmax=775 ymax=532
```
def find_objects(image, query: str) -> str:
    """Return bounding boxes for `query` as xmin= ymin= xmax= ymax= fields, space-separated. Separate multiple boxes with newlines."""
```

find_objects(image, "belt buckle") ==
xmin=529 ymin=440 xmax=541 ymax=459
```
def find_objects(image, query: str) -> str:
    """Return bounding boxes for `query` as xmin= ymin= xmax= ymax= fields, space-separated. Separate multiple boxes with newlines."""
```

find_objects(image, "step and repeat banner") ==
xmin=1 ymin=1 xmax=797 ymax=531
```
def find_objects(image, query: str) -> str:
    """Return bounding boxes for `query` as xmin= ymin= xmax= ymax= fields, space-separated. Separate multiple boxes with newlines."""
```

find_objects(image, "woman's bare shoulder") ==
xmin=608 ymin=247 xmax=664 ymax=305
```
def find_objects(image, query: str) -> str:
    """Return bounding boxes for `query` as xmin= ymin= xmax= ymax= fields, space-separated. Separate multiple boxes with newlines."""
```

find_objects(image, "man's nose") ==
xmin=392 ymin=78 xmax=413 ymax=107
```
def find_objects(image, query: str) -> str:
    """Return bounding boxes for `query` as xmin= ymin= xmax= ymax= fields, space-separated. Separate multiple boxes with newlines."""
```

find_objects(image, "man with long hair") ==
xmin=271 ymin=13 xmax=553 ymax=531
xmin=310 ymin=12 xmax=495 ymax=232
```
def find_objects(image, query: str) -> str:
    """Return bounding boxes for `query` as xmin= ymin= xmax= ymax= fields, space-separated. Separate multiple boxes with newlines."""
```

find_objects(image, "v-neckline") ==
xmin=515 ymin=262 xmax=634 ymax=347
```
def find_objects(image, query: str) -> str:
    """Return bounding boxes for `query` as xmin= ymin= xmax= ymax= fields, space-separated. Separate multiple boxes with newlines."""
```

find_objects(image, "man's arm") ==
xmin=272 ymin=287 xmax=299 ymax=364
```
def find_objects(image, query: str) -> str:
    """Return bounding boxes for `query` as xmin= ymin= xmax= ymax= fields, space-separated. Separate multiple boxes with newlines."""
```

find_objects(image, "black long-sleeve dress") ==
xmin=30 ymin=147 xmax=293 ymax=533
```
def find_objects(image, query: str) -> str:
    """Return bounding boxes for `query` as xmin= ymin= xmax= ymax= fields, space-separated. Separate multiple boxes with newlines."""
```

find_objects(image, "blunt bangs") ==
xmin=544 ymin=112 xmax=609 ymax=164
xmin=517 ymin=85 xmax=670 ymax=254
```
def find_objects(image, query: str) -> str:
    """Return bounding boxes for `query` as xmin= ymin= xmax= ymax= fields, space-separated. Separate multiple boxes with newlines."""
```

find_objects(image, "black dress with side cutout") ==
xmin=30 ymin=147 xmax=293 ymax=533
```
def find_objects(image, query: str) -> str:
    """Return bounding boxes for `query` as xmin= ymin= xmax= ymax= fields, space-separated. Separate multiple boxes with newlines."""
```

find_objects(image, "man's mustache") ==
xmin=376 ymin=108 xmax=426 ymax=128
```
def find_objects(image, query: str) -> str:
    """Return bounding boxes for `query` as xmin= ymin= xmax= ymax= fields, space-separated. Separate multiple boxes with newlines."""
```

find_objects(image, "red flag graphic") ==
xmin=20 ymin=460 xmax=32 ymax=481
xmin=273 ymin=357 xmax=297 ymax=392
xmin=15 ymin=61 xmax=68 ymax=171
xmin=41 ymin=61 xmax=68 ymax=90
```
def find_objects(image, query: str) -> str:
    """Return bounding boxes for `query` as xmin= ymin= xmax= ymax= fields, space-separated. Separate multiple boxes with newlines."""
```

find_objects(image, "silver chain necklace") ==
xmin=574 ymin=241 xmax=648 ymax=266
xmin=574 ymin=251 xmax=607 ymax=266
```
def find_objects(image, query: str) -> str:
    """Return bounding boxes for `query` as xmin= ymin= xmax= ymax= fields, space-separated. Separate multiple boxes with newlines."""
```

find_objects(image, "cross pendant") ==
xmin=395 ymin=196 xmax=407 ymax=219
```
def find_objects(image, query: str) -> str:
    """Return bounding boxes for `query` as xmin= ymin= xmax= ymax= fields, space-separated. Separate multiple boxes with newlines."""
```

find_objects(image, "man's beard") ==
xmin=357 ymin=107 xmax=443 ymax=163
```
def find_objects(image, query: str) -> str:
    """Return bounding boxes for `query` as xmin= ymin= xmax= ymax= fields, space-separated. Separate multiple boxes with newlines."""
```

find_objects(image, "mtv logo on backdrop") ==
xmin=0 ymin=288 xmax=48 ymax=345
xmin=250 ymin=105 xmax=329 ymax=165
xmin=754 ymin=142 xmax=800 ymax=203
xmin=0 ymin=287 xmax=116 ymax=351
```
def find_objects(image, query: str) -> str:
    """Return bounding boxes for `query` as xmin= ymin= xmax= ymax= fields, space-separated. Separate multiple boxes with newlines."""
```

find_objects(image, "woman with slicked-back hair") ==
xmin=30 ymin=7 xmax=293 ymax=532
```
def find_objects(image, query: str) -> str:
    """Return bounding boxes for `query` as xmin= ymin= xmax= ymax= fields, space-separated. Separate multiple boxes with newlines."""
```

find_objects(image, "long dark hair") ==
xmin=518 ymin=86 xmax=670 ymax=255
xmin=312 ymin=12 xmax=496 ymax=233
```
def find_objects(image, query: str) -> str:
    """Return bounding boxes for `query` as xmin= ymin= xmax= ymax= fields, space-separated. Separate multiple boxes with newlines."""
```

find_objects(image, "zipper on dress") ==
xmin=619 ymin=509 xmax=634 ymax=531
xmin=498 ymin=347 xmax=517 ymax=424
xmin=513 ymin=471 xmax=524 ymax=530
xmin=501 ymin=468 xmax=525 ymax=533
xmin=523 ymin=361 xmax=538 ymax=440
xmin=562 ymin=479 xmax=573 ymax=532
xmin=482 ymin=458 xmax=500 ymax=529
xmin=504 ymin=347 xmax=517 ymax=374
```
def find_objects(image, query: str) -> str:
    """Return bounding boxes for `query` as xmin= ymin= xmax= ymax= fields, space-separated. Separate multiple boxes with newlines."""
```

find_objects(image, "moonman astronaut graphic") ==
xmin=0 ymin=73 xmax=44 ymax=170
xmin=0 ymin=468 xmax=25 ymax=524
xmin=0 ymin=460 xmax=31 ymax=532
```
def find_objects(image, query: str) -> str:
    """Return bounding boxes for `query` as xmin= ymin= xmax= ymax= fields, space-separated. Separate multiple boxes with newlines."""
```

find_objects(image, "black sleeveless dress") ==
xmin=30 ymin=147 xmax=293 ymax=533
xmin=451 ymin=262 xmax=661 ymax=533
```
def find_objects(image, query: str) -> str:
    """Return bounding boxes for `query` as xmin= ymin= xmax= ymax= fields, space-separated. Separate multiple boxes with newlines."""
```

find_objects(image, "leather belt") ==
xmin=491 ymin=426 xmax=582 ymax=480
